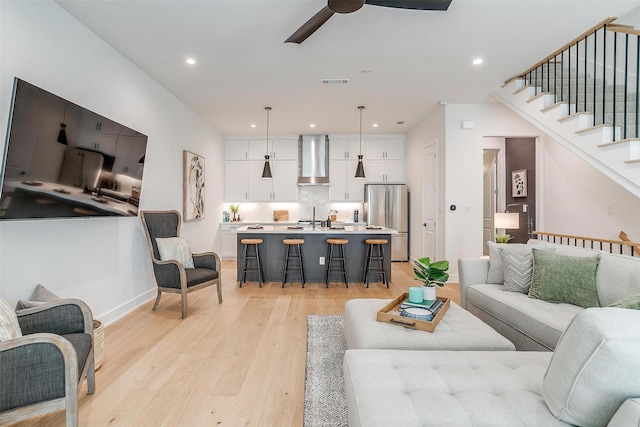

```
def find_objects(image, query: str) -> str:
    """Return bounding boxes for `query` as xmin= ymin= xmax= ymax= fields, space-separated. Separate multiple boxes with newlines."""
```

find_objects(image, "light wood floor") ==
xmin=13 ymin=261 xmax=459 ymax=427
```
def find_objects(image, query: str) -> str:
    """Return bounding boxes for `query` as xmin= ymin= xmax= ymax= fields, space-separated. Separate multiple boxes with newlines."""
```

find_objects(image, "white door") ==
xmin=483 ymin=150 xmax=499 ymax=254
xmin=422 ymin=142 xmax=438 ymax=260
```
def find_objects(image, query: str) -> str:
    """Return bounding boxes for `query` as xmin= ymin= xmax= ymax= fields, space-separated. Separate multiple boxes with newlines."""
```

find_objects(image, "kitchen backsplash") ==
xmin=224 ymin=186 xmax=363 ymax=222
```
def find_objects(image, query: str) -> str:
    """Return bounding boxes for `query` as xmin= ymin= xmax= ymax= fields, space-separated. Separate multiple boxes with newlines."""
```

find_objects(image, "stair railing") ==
xmin=516 ymin=18 xmax=640 ymax=142
xmin=534 ymin=230 xmax=639 ymax=256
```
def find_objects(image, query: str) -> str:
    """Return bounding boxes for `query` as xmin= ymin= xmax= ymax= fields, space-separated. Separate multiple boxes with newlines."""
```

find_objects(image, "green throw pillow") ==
xmin=608 ymin=293 xmax=640 ymax=310
xmin=528 ymin=249 xmax=600 ymax=308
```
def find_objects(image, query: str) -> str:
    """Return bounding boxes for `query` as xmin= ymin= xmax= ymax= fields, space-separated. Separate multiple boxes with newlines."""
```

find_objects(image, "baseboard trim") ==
xmin=98 ymin=288 xmax=156 ymax=326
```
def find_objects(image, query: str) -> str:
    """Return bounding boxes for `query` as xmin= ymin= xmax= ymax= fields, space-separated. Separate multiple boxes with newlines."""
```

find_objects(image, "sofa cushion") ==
xmin=607 ymin=398 xmax=640 ymax=427
xmin=596 ymin=253 xmax=640 ymax=307
xmin=487 ymin=242 xmax=538 ymax=284
xmin=608 ymin=293 xmax=640 ymax=310
xmin=344 ymin=349 xmax=567 ymax=427
xmin=0 ymin=297 xmax=21 ymax=342
xmin=467 ymin=284 xmax=583 ymax=350
xmin=529 ymin=249 xmax=600 ymax=308
xmin=542 ymin=308 xmax=640 ymax=427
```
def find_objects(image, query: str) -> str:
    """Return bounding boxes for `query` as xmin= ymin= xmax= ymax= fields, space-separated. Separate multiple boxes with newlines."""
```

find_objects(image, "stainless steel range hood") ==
xmin=298 ymin=134 xmax=329 ymax=185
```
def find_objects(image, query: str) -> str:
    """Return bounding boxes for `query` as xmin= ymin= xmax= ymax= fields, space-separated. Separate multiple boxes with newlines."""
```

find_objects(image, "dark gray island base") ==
xmin=236 ymin=225 xmax=395 ymax=284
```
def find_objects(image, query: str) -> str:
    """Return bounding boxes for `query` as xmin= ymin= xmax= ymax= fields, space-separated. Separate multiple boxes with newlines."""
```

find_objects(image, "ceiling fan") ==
xmin=285 ymin=0 xmax=452 ymax=44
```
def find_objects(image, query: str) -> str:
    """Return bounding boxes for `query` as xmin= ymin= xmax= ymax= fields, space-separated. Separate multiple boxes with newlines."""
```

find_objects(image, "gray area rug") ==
xmin=304 ymin=315 xmax=348 ymax=427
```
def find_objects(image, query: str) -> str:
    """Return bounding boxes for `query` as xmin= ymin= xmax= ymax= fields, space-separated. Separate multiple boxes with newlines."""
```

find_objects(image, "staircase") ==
xmin=491 ymin=19 xmax=640 ymax=198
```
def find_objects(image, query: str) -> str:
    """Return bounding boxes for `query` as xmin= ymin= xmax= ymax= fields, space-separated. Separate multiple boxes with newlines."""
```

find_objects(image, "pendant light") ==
xmin=57 ymin=102 xmax=68 ymax=145
xmin=354 ymin=105 xmax=366 ymax=179
xmin=262 ymin=106 xmax=272 ymax=179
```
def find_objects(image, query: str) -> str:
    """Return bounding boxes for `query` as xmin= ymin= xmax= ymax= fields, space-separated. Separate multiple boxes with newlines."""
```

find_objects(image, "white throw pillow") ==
xmin=542 ymin=308 xmax=640 ymax=426
xmin=0 ymin=297 xmax=22 ymax=342
xmin=156 ymin=237 xmax=195 ymax=269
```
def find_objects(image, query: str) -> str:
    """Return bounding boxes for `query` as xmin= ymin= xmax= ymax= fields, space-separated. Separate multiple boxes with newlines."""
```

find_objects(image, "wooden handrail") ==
xmin=534 ymin=230 xmax=640 ymax=254
xmin=619 ymin=231 xmax=640 ymax=254
xmin=518 ymin=18 xmax=617 ymax=79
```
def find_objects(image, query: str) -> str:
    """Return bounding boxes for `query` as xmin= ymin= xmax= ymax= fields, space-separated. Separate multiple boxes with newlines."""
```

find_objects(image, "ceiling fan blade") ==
xmin=285 ymin=6 xmax=335 ymax=44
xmin=365 ymin=0 xmax=452 ymax=11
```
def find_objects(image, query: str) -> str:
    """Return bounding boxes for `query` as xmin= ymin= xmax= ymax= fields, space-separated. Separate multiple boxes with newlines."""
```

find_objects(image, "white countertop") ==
xmin=236 ymin=225 xmax=396 ymax=234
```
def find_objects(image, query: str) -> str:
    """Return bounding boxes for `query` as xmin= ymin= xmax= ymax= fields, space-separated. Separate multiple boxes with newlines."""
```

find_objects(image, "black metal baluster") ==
xmin=613 ymin=29 xmax=618 ymax=140
xmin=636 ymin=35 xmax=639 ymax=139
xmin=561 ymin=49 xmax=564 ymax=103
xmin=584 ymin=35 xmax=588 ymax=113
xmin=595 ymin=28 xmax=599 ymax=126
xmin=624 ymin=33 xmax=629 ymax=140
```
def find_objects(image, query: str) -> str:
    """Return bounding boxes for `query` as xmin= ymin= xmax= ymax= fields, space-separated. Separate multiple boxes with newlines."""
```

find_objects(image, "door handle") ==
xmin=423 ymin=223 xmax=427 ymax=227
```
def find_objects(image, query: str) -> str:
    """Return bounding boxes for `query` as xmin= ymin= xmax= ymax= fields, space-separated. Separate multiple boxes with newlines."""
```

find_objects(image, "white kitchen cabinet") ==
xmin=248 ymin=138 xmax=297 ymax=161
xmin=112 ymin=135 xmax=147 ymax=178
xmin=365 ymin=138 xmax=405 ymax=160
xmin=364 ymin=159 xmax=405 ymax=183
xmin=80 ymin=110 xmax=122 ymax=135
xmin=329 ymin=159 xmax=365 ymax=201
xmin=225 ymin=140 xmax=248 ymax=161
xmin=220 ymin=223 xmax=242 ymax=260
xmin=248 ymin=159 xmax=298 ymax=201
xmin=75 ymin=127 xmax=118 ymax=156
xmin=329 ymin=138 xmax=362 ymax=160
xmin=224 ymin=160 xmax=249 ymax=201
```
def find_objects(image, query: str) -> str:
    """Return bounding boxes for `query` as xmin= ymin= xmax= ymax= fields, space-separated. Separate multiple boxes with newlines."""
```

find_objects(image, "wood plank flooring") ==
xmin=11 ymin=261 xmax=459 ymax=427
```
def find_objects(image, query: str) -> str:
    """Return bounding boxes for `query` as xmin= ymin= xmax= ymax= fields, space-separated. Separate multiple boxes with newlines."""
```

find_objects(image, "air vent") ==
xmin=321 ymin=79 xmax=349 ymax=85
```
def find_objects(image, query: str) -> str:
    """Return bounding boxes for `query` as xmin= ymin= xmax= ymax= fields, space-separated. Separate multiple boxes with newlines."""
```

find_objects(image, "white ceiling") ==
xmin=56 ymin=0 xmax=640 ymax=136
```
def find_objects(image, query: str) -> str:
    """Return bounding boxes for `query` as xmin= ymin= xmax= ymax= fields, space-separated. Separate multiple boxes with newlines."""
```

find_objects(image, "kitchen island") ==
xmin=236 ymin=225 xmax=397 ymax=283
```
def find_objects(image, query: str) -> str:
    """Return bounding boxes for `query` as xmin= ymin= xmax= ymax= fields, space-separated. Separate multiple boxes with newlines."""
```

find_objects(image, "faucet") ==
xmin=312 ymin=206 xmax=316 ymax=229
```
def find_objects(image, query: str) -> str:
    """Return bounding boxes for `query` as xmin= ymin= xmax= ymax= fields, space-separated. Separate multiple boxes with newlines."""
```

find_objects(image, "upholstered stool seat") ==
xmin=363 ymin=238 xmax=389 ymax=288
xmin=325 ymin=238 xmax=349 ymax=288
xmin=240 ymin=238 xmax=264 ymax=287
xmin=282 ymin=239 xmax=305 ymax=288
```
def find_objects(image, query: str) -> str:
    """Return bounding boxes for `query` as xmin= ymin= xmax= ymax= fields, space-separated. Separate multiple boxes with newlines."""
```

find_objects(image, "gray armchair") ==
xmin=140 ymin=210 xmax=222 ymax=319
xmin=0 ymin=299 xmax=95 ymax=427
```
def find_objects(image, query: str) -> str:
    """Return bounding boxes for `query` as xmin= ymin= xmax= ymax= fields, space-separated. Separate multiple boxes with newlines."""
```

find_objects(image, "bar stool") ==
xmin=363 ymin=239 xmax=389 ymax=288
xmin=240 ymin=238 xmax=264 ymax=288
xmin=282 ymin=239 xmax=305 ymax=288
xmin=325 ymin=238 xmax=349 ymax=288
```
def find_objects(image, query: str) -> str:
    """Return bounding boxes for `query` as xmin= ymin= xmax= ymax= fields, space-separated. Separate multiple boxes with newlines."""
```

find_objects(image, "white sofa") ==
xmin=458 ymin=240 xmax=640 ymax=350
xmin=344 ymin=308 xmax=640 ymax=427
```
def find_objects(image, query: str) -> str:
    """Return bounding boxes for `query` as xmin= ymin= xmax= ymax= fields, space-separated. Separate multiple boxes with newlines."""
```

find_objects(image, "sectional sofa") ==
xmin=459 ymin=239 xmax=640 ymax=350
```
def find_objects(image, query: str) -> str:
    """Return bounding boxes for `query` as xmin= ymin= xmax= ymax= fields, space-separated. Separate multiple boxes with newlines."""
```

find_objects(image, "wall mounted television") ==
xmin=0 ymin=78 xmax=148 ymax=220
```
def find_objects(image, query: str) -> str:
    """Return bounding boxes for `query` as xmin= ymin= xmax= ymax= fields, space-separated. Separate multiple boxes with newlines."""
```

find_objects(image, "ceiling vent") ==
xmin=321 ymin=79 xmax=349 ymax=85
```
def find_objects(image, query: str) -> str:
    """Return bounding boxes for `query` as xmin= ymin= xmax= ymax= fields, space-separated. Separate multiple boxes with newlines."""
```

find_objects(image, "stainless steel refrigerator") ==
xmin=364 ymin=184 xmax=409 ymax=261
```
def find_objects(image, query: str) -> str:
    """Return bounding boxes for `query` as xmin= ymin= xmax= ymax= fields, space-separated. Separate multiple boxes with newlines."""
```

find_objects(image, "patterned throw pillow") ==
xmin=608 ymin=293 xmax=640 ymax=310
xmin=0 ymin=297 xmax=22 ymax=342
xmin=499 ymin=248 xmax=534 ymax=293
xmin=528 ymin=249 xmax=600 ymax=308
xmin=156 ymin=237 xmax=195 ymax=269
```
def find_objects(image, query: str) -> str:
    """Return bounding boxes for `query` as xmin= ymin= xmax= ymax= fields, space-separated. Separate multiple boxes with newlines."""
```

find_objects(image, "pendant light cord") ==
xmin=358 ymin=105 xmax=364 ymax=154
xmin=265 ymin=106 xmax=271 ymax=155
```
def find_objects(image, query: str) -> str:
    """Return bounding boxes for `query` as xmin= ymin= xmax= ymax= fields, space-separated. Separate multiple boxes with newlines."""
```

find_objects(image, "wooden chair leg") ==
xmin=181 ymin=291 xmax=187 ymax=319
xmin=86 ymin=354 xmax=96 ymax=395
xmin=216 ymin=282 xmax=223 ymax=304
xmin=152 ymin=290 xmax=162 ymax=311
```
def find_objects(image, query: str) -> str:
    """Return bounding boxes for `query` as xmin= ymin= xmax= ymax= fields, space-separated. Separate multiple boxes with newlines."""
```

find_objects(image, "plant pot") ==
xmin=422 ymin=286 xmax=437 ymax=301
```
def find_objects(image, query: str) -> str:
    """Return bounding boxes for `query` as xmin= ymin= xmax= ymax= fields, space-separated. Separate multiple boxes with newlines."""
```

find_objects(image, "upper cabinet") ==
xmin=248 ymin=138 xmax=297 ymax=161
xmin=75 ymin=127 xmax=118 ymax=156
xmin=329 ymin=138 xmax=362 ymax=160
xmin=112 ymin=135 xmax=147 ymax=179
xmin=79 ymin=110 xmax=122 ymax=135
xmin=225 ymin=140 xmax=249 ymax=161
xmin=364 ymin=137 xmax=406 ymax=183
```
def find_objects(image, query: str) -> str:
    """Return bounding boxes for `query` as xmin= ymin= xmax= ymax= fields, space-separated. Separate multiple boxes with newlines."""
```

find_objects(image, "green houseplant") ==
xmin=495 ymin=234 xmax=513 ymax=243
xmin=413 ymin=257 xmax=449 ymax=300
xmin=229 ymin=204 xmax=239 ymax=221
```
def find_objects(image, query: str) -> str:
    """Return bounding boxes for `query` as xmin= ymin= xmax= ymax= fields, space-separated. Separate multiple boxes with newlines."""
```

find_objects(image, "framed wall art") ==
xmin=512 ymin=169 xmax=527 ymax=198
xmin=183 ymin=150 xmax=205 ymax=221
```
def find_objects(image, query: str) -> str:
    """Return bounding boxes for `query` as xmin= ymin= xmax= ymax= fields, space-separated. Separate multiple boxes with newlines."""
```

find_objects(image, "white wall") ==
xmin=0 ymin=1 xmax=224 ymax=324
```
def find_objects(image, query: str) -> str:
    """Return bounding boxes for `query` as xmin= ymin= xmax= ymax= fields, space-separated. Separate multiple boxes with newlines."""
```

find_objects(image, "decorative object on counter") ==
xmin=261 ymin=107 xmax=272 ymax=179
xmin=229 ymin=204 xmax=239 ymax=221
xmin=183 ymin=150 xmax=205 ymax=221
xmin=329 ymin=209 xmax=338 ymax=222
xmin=354 ymin=209 xmax=359 ymax=222
xmin=326 ymin=215 xmax=331 ymax=228
xmin=354 ymin=105 xmax=366 ymax=179
xmin=223 ymin=211 xmax=230 ymax=222
xmin=413 ymin=257 xmax=449 ymax=301
xmin=273 ymin=209 xmax=289 ymax=221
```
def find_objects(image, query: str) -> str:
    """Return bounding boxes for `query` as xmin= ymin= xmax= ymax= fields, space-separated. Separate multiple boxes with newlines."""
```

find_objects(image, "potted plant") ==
xmin=495 ymin=234 xmax=513 ymax=243
xmin=413 ymin=257 xmax=449 ymax=301
xmin=229 ymin=204 xmax=239 ymax=221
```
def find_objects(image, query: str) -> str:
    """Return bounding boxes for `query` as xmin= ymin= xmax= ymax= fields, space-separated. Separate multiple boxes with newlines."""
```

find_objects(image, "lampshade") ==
xmin=494 ymin=212 xmax=520 ymax=229
xmin=354 ymin=105 xmax=366 ymax=179
xmin=57 ymin=123 xmax=68 ymax=145
xmin=262 ymin=107 xmax=272 ymax=179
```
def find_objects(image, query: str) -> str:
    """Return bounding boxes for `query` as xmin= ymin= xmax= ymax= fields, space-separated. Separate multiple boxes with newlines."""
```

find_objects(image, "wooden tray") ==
xmin=273 ymin=210 xmax=289 ymax=221
xmin=376 ymin=293 xmax=450 ymax=332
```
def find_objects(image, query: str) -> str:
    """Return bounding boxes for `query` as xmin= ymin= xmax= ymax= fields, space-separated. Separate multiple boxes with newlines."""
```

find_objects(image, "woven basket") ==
xmin=92 ymin=319 xmax=104 ymax=370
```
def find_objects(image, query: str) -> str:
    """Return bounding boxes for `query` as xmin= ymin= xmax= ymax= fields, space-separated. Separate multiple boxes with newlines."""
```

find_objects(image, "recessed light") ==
xmin=361 ymin=69 xmax=373 ymax=73
xmin=186 ymin=58 xmax=196 ymax=65
xmin=251 ymin=124 xmax=256 ymax=128
xmin=372 ymin=123 xmax=378 ymax=128
xmin=472 ymin=58 xmax=483 ymax=65
xmin=310 ymin=124 xmax=316 ymax=128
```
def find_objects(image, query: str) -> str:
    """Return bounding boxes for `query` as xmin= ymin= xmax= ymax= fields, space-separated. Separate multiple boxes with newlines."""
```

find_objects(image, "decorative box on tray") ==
xmin=376 ymin=293 xmax=450 ymax=332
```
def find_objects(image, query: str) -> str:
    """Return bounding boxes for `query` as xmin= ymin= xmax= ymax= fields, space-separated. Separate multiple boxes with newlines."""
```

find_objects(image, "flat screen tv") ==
xmin=0 ymin=78 xmax=148 ymax=220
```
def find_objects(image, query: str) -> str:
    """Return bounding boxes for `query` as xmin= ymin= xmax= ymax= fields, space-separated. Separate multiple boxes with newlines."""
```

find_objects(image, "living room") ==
xmin=2 ymin=1 xmax=640 ymax=425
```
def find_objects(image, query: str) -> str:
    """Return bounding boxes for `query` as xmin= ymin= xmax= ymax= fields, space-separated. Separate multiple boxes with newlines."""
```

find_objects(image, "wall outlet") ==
xmin=319 ymin=256 xmax=325 ymax=265
xmin=606 ymin=204 xmax=614 ymax=214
